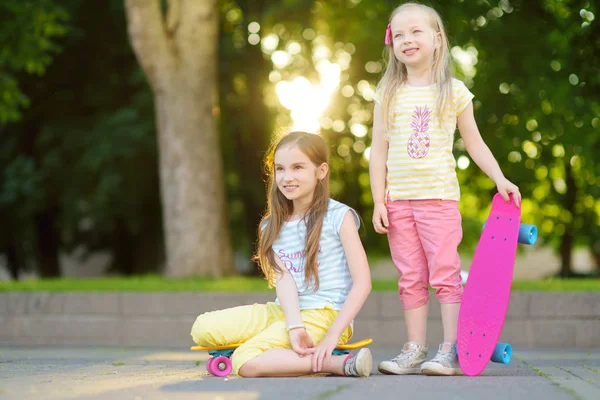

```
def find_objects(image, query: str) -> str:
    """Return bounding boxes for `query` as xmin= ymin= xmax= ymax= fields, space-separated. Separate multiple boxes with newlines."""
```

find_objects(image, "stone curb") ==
xmin=0 ymin=292 xmax=598 ymax=348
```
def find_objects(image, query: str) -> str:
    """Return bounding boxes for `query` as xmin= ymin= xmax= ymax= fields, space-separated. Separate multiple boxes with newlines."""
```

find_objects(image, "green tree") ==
xmin=452 ymin=0 xmax=599 ymax=276
xmin=244 ymin=0 xmax=599 ymax=277
xmin=0 ymin=0 xmax=68 ymax=123
xmin=0 ymin=0 xmax=68 ymax=278
xmin=218 ymin=0 xmax=316 ymax=274
xmin=1 ymin=0 xmax=164 ymax=278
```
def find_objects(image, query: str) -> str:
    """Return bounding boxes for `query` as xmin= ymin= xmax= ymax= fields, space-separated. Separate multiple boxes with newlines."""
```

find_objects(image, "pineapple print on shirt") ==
xmin=406 ymin=105 xmax=431 ymax=159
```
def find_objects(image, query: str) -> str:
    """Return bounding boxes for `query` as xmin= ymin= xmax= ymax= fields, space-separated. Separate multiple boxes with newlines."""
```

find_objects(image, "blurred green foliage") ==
xmin=0 ymin=0 xmax=598 ymax=278
xmin=0 ymin=0 xmax=69 ymax=122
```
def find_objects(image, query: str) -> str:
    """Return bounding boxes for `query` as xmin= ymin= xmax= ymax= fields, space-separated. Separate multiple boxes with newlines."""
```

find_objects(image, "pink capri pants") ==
xmin=386 ymin=199 xmax=463 ymax=310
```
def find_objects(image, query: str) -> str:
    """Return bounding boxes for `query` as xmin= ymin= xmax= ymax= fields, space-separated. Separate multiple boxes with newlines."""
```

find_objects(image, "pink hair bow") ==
xmin=385 ymin=23 xmax=392 ymax=45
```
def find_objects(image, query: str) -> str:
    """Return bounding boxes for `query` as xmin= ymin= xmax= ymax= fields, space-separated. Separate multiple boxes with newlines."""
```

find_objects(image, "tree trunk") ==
xmin=559 ymin=162 xmax=576 ymax=277
xmin=109 ymin=218 xmax=136 ymax=275
xmin=34 ymin=207 xmax=61 ymax=278
xmin=590 ymin=244 xmax=600 ymax=275
xmin=6 ymin=241 xmax=20 ymax=280
xmin=106 ymin=214 xmax=164 ymax=275
xmin=559 ymin=230 xmax=574 ymax=277
xmin=124 ymin=0 xmax=233 ymax=276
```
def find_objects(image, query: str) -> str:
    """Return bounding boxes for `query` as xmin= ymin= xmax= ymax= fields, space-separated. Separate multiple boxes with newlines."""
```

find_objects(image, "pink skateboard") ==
xmin=457 ymin=193 xmax=537 ymax=376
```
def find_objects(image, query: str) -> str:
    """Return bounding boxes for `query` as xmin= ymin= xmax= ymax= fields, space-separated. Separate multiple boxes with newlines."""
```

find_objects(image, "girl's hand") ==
xmin=372 ymin=203 xmax=389 ymax=234
xmin=496 ymin=178 xmax=521 ymax=208
xmin=311 ymin=334 xmax=338 ymax=372
xmin=289 ymin=328 xmax=315 ymax=357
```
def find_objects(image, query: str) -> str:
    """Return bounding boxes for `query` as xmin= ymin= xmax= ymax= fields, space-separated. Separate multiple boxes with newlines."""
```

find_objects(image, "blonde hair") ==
xmin=377 ymin=2 xmax=452 ymax=133
xmin=254 ymin=132 xmax=330 ymax=290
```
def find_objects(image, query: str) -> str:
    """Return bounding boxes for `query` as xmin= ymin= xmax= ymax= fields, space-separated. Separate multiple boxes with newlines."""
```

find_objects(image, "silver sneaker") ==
xmin=378 ymin=341 xmax=428 ymax=375
xmin=343 ymin=348 xmax=372 ymax=377
xmin=421 ymin=342 xmax=463 ymax=376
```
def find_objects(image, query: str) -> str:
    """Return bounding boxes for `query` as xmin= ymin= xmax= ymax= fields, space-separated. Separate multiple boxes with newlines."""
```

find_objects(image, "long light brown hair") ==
xmin=377 ymin=2 xmax=452 ymax=134
xmin=253 ymin=132 xmax=330 ymax=291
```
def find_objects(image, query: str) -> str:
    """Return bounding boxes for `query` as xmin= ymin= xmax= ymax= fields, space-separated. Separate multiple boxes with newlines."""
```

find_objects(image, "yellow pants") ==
xmin=190 ymin=302 xmax=352 ymax=375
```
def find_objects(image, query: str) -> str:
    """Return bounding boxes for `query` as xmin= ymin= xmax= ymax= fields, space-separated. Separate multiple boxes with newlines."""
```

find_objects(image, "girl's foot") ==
xmin=343 ymin=348 xmax=372 ymax=377
xmin=421 ymin=342 xmax=463 ymax=376
xmin=378 ymin=341 xmax=428 ymax=375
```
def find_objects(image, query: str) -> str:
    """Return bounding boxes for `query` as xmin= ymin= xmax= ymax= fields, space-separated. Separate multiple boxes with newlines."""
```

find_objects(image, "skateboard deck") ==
xmin=457 ymin=193 xmax=521 ymax=376
xmin=190 ymin=338 xmax=373 ymax=352
xmin=192 ymin=338 xmax=373 ymax=376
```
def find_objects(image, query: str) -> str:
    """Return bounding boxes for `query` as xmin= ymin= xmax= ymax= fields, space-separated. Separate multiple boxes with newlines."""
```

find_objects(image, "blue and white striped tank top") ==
xmin=272 ymin=199 xmax=359 ymax=310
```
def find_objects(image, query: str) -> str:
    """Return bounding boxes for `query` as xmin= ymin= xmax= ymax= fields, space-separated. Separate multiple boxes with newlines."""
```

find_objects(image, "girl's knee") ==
xmin=429 ymin=267 xmax=462 ymax=301
xmin=236 ymin=359 xmax=261 ymax=377
xmin=401 ymin=293 xmax=430 ymax=310
xmin=399 ymin=279 xmax=430 ymax=309
xmin=436 ymin=292 xmax=463 ymax=304
xmin=190 ymin=314 xmax=214 ymax=346
xmin=434 ymin=284 xmax=463 ymax=303
xmin=232 ymin=347 xmax=263 ymax=377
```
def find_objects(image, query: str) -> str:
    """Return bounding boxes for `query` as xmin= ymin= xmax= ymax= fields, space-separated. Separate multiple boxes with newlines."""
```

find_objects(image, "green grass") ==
xmin=0 ymin=275 xmax=599 ymax=292
xmin=312 ymin=384 xmax=352 ymax=400
xmin=510 ymin=279 xmax=600 ymax=291
xmin=528 ymin=366 xmax=583 ymax=400
xmin=584 ymin=365 xmax=600 ymax=375
xmin=0 ymin=276 xmax=272 ymax=292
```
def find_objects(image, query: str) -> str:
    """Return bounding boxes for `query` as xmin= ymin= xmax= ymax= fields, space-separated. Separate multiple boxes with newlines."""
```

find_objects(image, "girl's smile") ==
xmin=390 ymin=6 xmax=440 ymax=69
xmin=283 ymin=184 xmax=299 ymax=192
xmin=274 ymin=144 xmax=327 ymax=211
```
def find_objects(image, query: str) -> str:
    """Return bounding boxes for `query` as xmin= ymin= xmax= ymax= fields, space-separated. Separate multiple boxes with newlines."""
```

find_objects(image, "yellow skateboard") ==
xmin=191 ymin=338 xmax=373 ymax=376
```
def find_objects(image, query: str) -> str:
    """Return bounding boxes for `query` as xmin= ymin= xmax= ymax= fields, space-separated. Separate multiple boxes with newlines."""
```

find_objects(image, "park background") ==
xmin=0 ymin=0 xmax=599 ymax=288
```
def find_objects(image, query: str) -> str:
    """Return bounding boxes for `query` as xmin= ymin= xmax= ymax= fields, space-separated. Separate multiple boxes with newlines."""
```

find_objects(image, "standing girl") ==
xmin=369 ymin=3 xmax=521 ymax=376
xmin=191 ymin=131 xmax=373 ymax=378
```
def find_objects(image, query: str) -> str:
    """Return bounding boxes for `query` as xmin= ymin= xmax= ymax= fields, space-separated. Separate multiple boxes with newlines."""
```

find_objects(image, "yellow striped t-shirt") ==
xmin=373 ymin=78 xmax=474 ymax=201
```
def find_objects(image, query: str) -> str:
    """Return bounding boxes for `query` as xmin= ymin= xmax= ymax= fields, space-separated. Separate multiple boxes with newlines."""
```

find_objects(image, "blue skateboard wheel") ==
xmin=518 ymin=224 xmax=537 ymax=245
xmin=457 ymin=342 xmax=512 ymax=364
xmin=482 ymin=222 xmax=538 ymax=246
xmin=490 ymin=343 xmax=512 ymax=364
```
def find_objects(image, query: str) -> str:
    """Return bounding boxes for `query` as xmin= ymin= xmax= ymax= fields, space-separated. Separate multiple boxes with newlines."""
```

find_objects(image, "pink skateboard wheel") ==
xmin=206 ymin=357 xmax=215 ymax=373
xmin=208 ymin=355 xmax=232 ymax=377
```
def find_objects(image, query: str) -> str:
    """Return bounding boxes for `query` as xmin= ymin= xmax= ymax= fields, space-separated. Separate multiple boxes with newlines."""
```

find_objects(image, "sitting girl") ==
xmin=191 ymin=131 xmax=373 ymax=377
